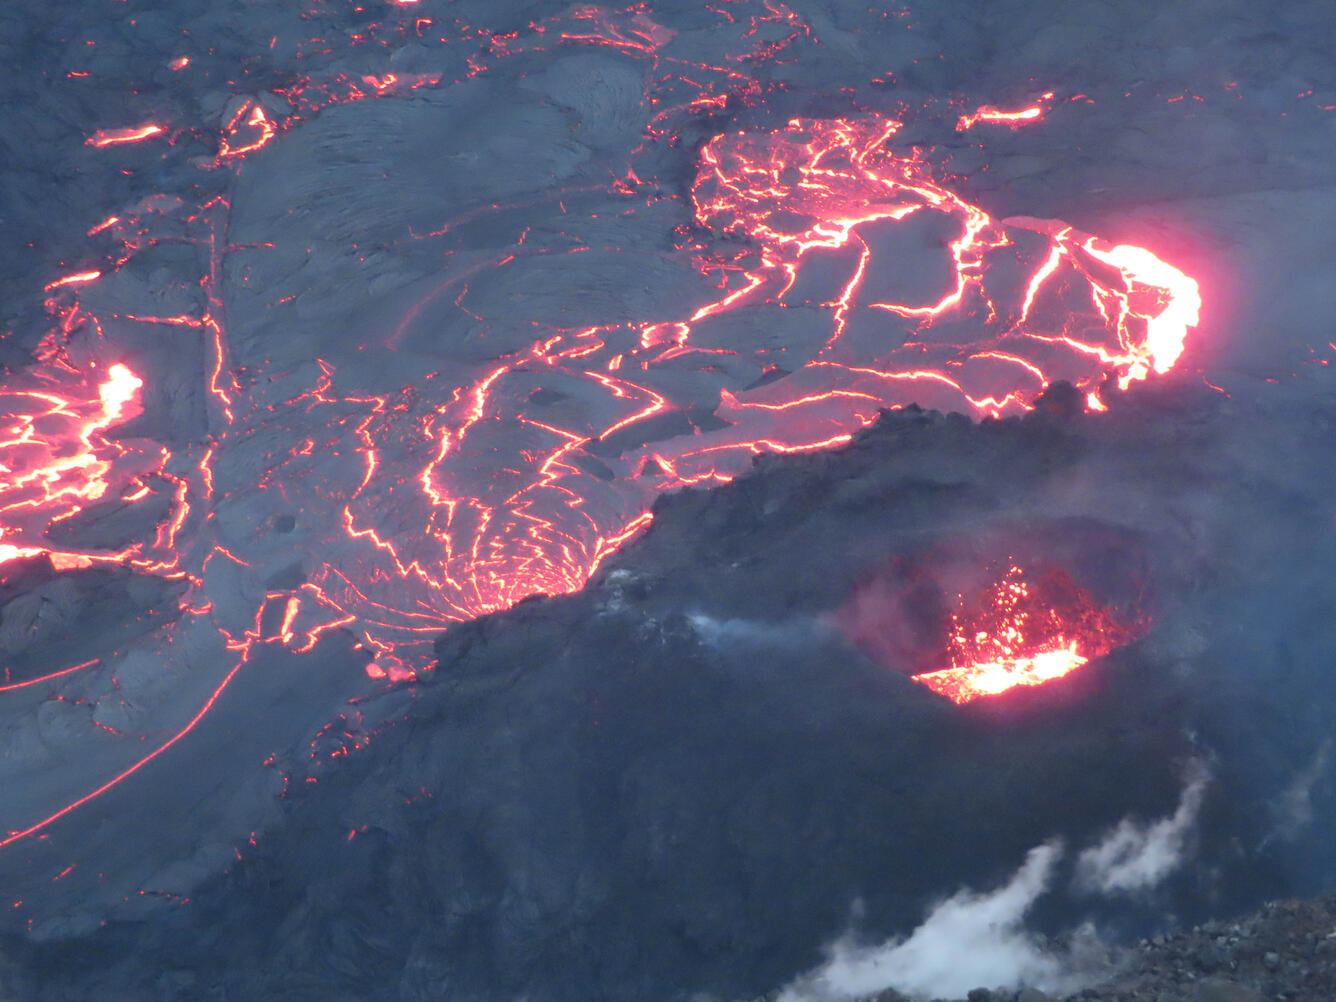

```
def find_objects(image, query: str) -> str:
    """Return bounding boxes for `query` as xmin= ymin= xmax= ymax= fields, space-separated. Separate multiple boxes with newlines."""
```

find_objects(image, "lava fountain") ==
xmin=909 ymin=560 xmax=1145 ymax=704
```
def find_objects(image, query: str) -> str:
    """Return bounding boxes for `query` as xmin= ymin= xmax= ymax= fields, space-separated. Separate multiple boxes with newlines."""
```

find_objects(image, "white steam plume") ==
xmin=776 ymin=842 xmax=1065 ymax=1002
xmin=773 ymin=765 xmax=1212 ymax=1002
xmin=1074 ymin=760 xmax=1210 ymax=895
xmin=687 ymin=613 xmax=830 ymax=651
xmin=1260 ymin=739 xmax=1331 ymax=849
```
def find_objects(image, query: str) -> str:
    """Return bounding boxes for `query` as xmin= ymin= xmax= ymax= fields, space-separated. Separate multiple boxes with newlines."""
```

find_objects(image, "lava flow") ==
xmin=0 ymin=0 xmax=1203 ymax=859
xmin=910 ymin=561 xmax=1144 ymax=704
xmin=0 ymin=361 xmax=176 ymax=571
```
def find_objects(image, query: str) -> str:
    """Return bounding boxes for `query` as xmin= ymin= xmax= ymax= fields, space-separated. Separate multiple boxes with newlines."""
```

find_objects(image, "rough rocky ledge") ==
xmin=823 ymin=891 xmax=1336 ymax=1002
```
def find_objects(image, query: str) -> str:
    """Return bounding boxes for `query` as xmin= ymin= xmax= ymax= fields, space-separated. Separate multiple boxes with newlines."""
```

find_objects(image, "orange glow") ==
xmin=85 ymin=124 xmax=165 ymax=147
xmin=0 ymin=659 xmax=99 ymax=693
xmin=0 ymin=109 xmax=1200 ymax=657
xmin=911 ymin=562 xmax=1141 ymax=704
xmin=0 ymin=3 xmax=1204 ymax=852
xmin=956 ymin=93 xmax=1054 ymax=130
xmin=0 ymin=361 xmax=159 ymax=572
xmin=98 ymin=363 xmax=143 ymax=421
xmin=1081 ymin=240 xmax=1201 ymax=380
xmin=0 ymin=650 xmax=253 ymax=850
xmin=42 ymin=270 xmax=101 ymax=291
xmin=217 ymin=102 xmax=277 ymax=159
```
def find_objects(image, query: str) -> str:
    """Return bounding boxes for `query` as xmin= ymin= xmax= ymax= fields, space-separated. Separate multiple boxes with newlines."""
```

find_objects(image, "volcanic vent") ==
xmin=835 ymin=526 xmax=1149 ymax=704
xmin=909 ymin=558 xmax=1143 ymax=704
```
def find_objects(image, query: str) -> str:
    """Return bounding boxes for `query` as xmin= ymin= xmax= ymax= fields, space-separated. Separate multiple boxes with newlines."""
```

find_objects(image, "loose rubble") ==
xmin=831 ymin=892 xmax=1336 ymax=1002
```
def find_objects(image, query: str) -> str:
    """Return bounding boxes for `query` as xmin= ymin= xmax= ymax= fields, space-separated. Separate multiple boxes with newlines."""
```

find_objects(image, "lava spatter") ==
xmin=910 ymin=561 xmax=1144 ymax=704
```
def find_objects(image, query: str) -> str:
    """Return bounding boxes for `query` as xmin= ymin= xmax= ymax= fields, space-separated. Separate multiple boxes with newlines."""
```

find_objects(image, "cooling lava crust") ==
xmin=12 ymin=374 xmax=1335 ymax=1002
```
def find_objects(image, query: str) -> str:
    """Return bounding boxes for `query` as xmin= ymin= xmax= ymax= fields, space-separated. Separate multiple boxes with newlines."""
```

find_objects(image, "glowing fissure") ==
xmin=956 ymin=92 xmax=1055 ymax=131
xmin=0 ymin=2 xmax=1199 ymax=847
xmin=910 ymin=562 xmax=1143 ymax=704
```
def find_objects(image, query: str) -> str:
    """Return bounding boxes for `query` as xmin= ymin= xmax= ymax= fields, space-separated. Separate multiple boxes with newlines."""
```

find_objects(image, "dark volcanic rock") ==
xmin=849 ymin=892 xmax=1336 ymax=1002
xmin=10 ymin=374 xmax=1336 ymax=1001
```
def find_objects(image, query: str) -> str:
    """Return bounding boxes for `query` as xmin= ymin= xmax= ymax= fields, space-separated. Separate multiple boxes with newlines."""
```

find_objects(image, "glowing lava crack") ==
xmin=0 ymin=0 xmax=1201 ymax=862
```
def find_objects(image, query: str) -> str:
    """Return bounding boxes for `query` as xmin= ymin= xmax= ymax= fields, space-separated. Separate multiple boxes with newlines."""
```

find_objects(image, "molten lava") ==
xmin=0 ymin=0 xmax=1200 ymax=856
xmin=956 ymin=93 xmax=1055 ymax=130
xmin=910 ymin=561 xmax=1142 ymax=704
xmin=0 ymin=362 xmax=164 ymax=571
